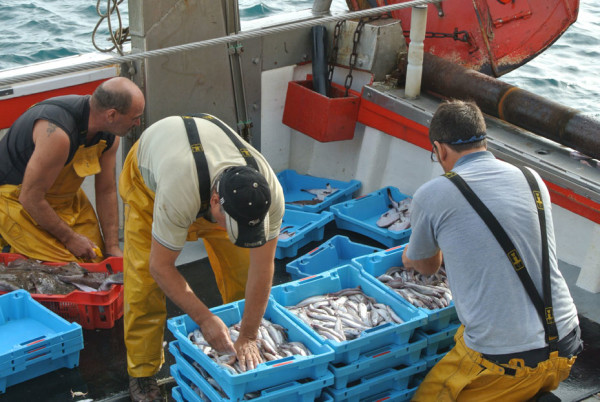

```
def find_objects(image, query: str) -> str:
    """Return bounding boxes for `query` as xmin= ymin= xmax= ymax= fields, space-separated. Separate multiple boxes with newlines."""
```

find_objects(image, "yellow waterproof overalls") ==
xmin=412 ymin=325 xmax=577 ymax=401
xmin=0 ymin=142 xmax=107 ymax=262
xmin=119 ymin=140 xmax=250 ymax=377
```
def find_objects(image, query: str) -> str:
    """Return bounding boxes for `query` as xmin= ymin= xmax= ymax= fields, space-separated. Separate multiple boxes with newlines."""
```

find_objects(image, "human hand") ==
xmin=65 ymin=233 xmax=97 ymax=260
xmin=199 ymin=314 xmax=236 ymax=355
xmin=234 ymin=336 xmax=263 ymax=372
xmin=104 ymin=244 xmax=123 ymax=258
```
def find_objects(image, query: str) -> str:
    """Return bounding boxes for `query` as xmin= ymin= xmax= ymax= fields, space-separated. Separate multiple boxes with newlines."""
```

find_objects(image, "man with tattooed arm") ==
xmin=0 ymin=77 xmax=145 ymax=262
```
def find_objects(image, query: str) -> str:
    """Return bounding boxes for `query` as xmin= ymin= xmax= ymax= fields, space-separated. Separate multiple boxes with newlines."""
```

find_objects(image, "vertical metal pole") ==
xmin=312 ymin=0 xmax=333 ymax=15
xmin=405 ymin=5 xmax=427 ymax=99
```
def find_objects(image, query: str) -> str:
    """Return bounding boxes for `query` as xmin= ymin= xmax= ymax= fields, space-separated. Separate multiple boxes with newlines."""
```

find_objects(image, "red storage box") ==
xmin=0 ymin=253 xmax=124 ymax=330
xmin=282 ymin=79 xmax=361 ymax=142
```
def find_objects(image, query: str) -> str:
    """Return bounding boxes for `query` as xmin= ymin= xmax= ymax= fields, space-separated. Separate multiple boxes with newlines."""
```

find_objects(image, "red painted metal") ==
xmin=0 ymin=80 xmax=109 ymax=130
xmin=545 ymin=181 xmax=600 ymax=225
xmin=380 ymin=0 xmax=579 ymax=77
xmin=357 ymin=97 xmax=430 ymax=149
xmin=357 ymin=97 xmax=600 ymax=225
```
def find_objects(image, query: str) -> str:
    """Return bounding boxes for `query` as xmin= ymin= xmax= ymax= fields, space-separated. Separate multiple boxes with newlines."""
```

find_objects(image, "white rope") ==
xmin=0 ymin=0 xmax=444 ymax=87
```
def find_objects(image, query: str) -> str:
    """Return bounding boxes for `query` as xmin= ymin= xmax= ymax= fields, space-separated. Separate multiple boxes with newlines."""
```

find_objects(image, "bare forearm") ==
xmin=21 ymin=197 xmax=75 ymax=244
xmin=239 ymin=242 xmax=276 ymax=339
xmin=402 ymin=244 xmax=443 ymax=276
xmin=95 ymin=189 xmax=121 ymax=251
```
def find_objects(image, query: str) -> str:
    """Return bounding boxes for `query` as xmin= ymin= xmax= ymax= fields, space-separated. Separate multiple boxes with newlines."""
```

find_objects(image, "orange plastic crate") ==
xmin=0 ymin=254 xmax=124 ymax=330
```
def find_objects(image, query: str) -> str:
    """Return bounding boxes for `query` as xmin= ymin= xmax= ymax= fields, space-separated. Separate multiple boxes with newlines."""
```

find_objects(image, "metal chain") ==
xmin=327 ymin=20 xmax=345 ymax=90
xmin=403 ymin=28 xmax=470 ymax=43
xmin=344 ymin=16 xmax=381 ymax=97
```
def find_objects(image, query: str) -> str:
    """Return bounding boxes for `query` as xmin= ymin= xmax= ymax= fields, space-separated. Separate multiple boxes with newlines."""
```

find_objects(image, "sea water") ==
xmin=0 ymin=0 xmax=597 ymax=117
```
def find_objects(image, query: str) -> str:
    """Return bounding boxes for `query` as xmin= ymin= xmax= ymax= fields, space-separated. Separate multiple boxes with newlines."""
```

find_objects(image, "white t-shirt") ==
xmin=136 ymin=115 xmax=284 ymax=251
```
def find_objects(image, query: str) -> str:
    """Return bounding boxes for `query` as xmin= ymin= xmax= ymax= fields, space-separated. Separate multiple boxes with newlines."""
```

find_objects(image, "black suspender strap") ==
xmin=181 ymin=114 xmax=259 ymax=216
xmin=443 ymin=169 xmax=559 ymax=353
xmin=518 ymin=166 xmax=559 ymax=351
xmin=182 ymin=116 xmax=211 ymax=214
xmin=195 ymin=113 xmax=259 ymax=171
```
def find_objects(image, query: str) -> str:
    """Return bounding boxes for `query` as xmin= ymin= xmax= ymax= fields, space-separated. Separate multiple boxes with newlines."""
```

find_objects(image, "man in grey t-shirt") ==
xmin=403 ymin=100 xmax=582 ymax=401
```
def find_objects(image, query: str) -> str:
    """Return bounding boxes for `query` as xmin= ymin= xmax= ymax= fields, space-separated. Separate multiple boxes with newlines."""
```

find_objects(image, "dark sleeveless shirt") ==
xmin=0 ymin=95 xmax=115 ymax=185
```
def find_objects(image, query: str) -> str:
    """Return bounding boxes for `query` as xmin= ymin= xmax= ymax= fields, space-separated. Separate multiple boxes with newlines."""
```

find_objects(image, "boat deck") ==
xmin=2 ymin=225 xmax=599 ymax=402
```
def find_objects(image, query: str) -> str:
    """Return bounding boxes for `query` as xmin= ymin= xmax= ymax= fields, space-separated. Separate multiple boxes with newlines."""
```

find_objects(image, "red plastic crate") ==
xmin=282 ymin=79 xmax=361 ymax=142
xmin=0 ymin=253 xmax=124 ymax=330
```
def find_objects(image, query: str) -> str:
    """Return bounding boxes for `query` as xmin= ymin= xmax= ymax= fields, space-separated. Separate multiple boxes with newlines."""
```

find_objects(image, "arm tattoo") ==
xmin=46 ymin=122 xmax=58 ymax=136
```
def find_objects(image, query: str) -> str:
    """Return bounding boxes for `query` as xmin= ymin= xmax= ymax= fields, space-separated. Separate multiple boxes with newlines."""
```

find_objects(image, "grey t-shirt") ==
xmin=407 ymin=151 xmax=578 ymax=355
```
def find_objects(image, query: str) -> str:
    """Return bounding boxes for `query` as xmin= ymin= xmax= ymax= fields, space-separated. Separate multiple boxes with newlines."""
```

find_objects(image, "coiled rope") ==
xmin=0 ymin=0 xmax=444 ymax=87
xmin=92 ymin=0 xmax=129 ymax=55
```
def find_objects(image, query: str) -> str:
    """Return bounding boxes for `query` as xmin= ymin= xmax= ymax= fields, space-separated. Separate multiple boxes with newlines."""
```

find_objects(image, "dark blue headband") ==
xmin=449 ymin=134 xmax=486 ymax=145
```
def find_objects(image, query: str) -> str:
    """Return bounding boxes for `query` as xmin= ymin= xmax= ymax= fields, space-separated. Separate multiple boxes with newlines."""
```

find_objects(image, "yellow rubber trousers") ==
xmin=412 ymin=325 xmax=577 ymax=402
xmin=0 ymin=143 xmax=106 ymax=262
xmin=119 ymin=141 xmax=249 ymax=377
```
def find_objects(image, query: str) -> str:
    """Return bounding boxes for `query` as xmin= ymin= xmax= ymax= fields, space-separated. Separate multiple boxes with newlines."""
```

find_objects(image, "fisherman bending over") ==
xmin=0 ymin=77 xmax=145 ymax=262
xmin=403 ymin=100 xmax=582 ymax=400
xmin=119 ymin=114 xmax=284 ymax=401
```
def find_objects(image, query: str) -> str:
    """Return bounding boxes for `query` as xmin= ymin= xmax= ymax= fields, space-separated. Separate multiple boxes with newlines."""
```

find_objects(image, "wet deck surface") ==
xmin=2 ymin=224 xmax=599 ymax=402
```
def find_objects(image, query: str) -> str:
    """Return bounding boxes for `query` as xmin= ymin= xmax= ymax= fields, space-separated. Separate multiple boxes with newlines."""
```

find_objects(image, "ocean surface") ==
xmin=0 ymin=0 xmax=597 ymax=117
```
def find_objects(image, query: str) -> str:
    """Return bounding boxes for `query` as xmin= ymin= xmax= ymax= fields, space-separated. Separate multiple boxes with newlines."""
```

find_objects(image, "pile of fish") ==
xmin=186 ymin=318 xmax=313 ymax=399
xmin=286 ymin=183 xmax=339 ymax=206
xmin=187 ymin=318 xmax=312 ymax=375
xmin=377 ymin=265 xmax=452 ymax=310
xmin=286 ymin=286 xmax=404 ymax=342
xmin=376 ymin=188 xmax=412 ymax=232
xmin=0 ymin=258 xmax=123 ymax=295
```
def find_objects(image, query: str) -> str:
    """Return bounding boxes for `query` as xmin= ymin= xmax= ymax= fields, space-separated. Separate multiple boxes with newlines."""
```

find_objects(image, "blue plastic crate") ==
xmin=352 ymin=245 xmax=458 ymax=332
xmin=323 ymin=360 xmax=427 ymax=402
xmin=167 ymin=299 xmax=335 ymax=400
xmin=416 ymin=322 xmax=460 ymax=357
xmin=171 ymin=347 xmax=334 ymax=402
xmin=276 ymin=209 xmax=334 ymax=259
xmin=329 ymin=334 xmax=426 ymax=389
xmin=270 ymin=265 xmax=427 ymax=364
xmin=330 ymin=186 xmax=412 ymax=248
xmin=361 ymin=386 xmax=419 ymax=402
xmin=0 ymin=290 xmax=83 ymax=393
xmin=277 ymin=169 xmax=361 ymax=213
xmin=424 ymin=351 xmax=447 ymax=369
xmin=172 ymin=385 xmax=185 ymax=402
xmin=286 ymin=235 xmax=382 ymax=280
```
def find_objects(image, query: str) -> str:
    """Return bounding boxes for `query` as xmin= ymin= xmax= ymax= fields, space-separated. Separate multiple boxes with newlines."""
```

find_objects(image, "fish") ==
xmin=286 ymin=198 xmax=323 ymax=206
xmin=377 ymin=265 xmax=452 ymax=310
xmin=186 ymin=318 xmax=312 ymax=376
xmin=286 ymin=286 xmax=404 ymax=342
xmin=278 ymin=225 xmax=295 ymax=240
xmin=0 ymin=259 xmax=122 ymax=295
xmin=376 ymin=188 xmax=412 ymax=230
xmin=301 ymin=183 xmax=339 ymax=201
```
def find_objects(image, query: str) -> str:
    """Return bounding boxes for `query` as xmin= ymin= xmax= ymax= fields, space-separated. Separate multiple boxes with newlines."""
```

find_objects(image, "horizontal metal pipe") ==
xmin=421 ymin=53 xmax=600 ymax=160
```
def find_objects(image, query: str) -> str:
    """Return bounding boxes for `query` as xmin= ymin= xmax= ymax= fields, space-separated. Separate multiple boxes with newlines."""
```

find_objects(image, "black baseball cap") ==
xmin=218 ymin=166 xmax=271 ymax=248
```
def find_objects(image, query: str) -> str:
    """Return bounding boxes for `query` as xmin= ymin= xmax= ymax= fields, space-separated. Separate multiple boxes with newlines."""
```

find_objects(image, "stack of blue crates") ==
xmin=277 ymin=169 xmax=361 ymax=214
xmin=0 ymin=290 xmax=84 ymax=394
xmin=276 ymin=209 xmax=334 ymax=260
xmin=352 ymin=245 xmax=461 ymax=391
xmin=286 ymin=235 xmax=382 ymax=280
xmin=330 ymin=186 xmax=412 ymax=248
xmin=167 ymin=299 xmax=335 ymax=401
xmin=270 ymin=265 xmax=429 ymax=401
xmin=276 ymin=170 xmax=362 ymax=261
